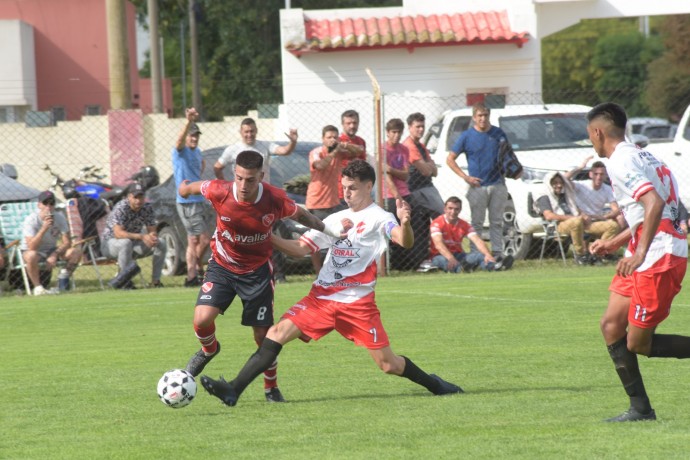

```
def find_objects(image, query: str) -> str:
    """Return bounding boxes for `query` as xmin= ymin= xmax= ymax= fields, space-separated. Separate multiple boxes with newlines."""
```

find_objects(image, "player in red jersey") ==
xmin=178 ymin=151 xmax=342 ymax=403
xmin=587 ymin=103 xmax=690 ymax=422
xmin=199 ymin=160 xmax=463 ymax=407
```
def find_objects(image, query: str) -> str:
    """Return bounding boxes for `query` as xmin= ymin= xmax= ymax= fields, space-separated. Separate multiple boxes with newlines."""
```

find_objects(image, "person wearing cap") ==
xmin=21 ymin=191 xmax=82 ymax=295
xmin=173 ymin=107 xmax=213 ymax=287
xmin=100 ymin=183 xmax=167 ymax=289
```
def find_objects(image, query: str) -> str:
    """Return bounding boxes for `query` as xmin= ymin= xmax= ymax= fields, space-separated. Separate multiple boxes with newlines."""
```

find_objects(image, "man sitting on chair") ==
xmin=100 ymin=183 xmax=166 ymax=289
xmin=21 ymin=191 xmax=82 ymax=295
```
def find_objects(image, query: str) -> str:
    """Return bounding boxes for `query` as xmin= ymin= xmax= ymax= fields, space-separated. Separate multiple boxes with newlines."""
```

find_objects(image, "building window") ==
xmin=51 ymin=106 xmax=66 ymax=123
xmin=85 ymin=105 xmax=101 ymax=116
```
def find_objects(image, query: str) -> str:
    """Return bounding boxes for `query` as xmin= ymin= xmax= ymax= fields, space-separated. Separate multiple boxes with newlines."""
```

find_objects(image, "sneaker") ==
xmin=108 ymin=262 xmax=141 ymax=289
xmin=122 ymin=280 xmax=137 ymax=290
xmin=605 ymin=408 xmax=656 ymax=422
xmin=184 ymin=277 xmax=201 ymax=287
xmin=494 ymin=255 xmax=514 ymax=271
xmin=575 ymin=254 xmax=592 ymax=265
xmin=430 ymin=374 xmax=464 ymax=395
xmin=265 ymin=387 xmax=286 ymax=403
xmin=33 ymin=285 xmax=48 ymax=296
xmin=185 ymin=342 xmax=221 ymax=377
xmin=151 ymin=280 xmax=164 ymax=288
xmin=200 ymin=375 xmax=238 ymax=407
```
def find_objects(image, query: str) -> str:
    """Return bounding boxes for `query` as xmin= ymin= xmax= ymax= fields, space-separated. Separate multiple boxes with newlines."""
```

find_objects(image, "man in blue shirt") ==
xmin=173 ymin=108 xmax=213 ymax=287
xmin=446 ymin=102 xmax=509 ymax=259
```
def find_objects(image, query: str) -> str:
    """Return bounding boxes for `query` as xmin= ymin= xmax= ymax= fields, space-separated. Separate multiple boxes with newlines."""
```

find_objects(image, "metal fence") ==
xmin=0 ymin=89 xmax=686 ymax=291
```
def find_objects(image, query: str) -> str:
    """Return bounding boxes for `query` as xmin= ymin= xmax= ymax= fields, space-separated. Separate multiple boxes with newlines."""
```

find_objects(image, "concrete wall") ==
xmin=0 ymin=111 xmax=277 ymax=195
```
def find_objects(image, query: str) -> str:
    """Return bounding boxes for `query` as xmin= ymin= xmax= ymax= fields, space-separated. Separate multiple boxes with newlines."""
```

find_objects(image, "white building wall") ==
xmin=0 ymin=20 xmax=37 ymax=110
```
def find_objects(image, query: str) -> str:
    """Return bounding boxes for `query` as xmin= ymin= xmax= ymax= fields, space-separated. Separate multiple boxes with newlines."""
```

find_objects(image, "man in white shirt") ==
xmin=565 ymin=156 xmax=621 ymax=247
xmin=213 ymin=117 xmax=298 ymax=182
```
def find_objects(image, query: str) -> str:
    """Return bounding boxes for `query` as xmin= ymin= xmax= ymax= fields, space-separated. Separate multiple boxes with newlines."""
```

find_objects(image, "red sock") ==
xmin=194 ymin=323 xmax=217 ymax=355
xmin=256 ymin=338 xmax=278 ymax=390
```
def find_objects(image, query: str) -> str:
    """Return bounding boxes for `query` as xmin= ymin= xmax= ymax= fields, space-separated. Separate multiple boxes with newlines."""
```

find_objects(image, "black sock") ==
xmin=231 ymin=338 xmax=283 ymax=396
xmin=400 ymin=356 xmax=439 ymax=394
xmin=649 ymin=334 xmax=690 ymax=358
xmin=607 ymin=336 xmax=652 ymax=414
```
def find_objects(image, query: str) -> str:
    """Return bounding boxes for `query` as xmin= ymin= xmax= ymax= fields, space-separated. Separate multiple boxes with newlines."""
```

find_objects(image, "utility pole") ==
xmin=148 ymin=0 xmax=163 ymax=113
xmin=106 ymin=0 xmax=131 ymax=109
xmin=189 ymin=0 xmax=202 ymax=114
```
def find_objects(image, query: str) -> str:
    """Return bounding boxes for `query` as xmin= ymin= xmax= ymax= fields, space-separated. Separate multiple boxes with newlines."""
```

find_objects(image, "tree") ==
xmin=644 ymin=15 xmax=690 ymax=120
xmin=133 ymin=0 xmax=401 ymax=120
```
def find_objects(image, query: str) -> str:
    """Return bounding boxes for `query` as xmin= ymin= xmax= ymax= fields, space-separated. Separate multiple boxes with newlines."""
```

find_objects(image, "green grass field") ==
xmin=2 ymin=263 xmax=690 ymax=459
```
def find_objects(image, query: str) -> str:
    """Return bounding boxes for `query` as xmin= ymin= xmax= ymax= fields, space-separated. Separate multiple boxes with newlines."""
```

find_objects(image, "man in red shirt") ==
xmin=178 ymin=151 xmax=343 ymax=403
xmin=430 ymin=196 xmax=513 ymax=272
xmin=338 ymin=109 xmax=367 ymax=201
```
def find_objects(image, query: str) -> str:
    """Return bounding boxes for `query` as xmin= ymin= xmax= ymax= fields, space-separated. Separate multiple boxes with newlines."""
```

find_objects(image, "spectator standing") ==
xmin=198 ymin=160 xmax=463 ymax=407
xmin=21 ymin=191 xmax=82 ymax=295
xmin=447 ymin=102 xmax=509 ymax=259
xmin=178 ymin=151 xmax=343 ymax=403
xmin=403 ymin=112 xmax=445 ymax=269
xmin=534 ymin=172 xmax=590 ymax=265
xmin=173 ymin=107 xmax=213 ymax=287
xmin=338 ymin=109 xmax=368 ymax=201
xmin=382 ymin=118 xmax=411 ymax=270
xmin=306 ymin=125 xmax=350 ymax=272
xmin=101 ymin=184 xmax=166 ymax=289
xmin=213 ymin=117 xmax=298 ymax=182
xmin=565 ymin=156 xmax=621 ymax=246
xmin=587 ymin=102 xmax=689 ymax=422
xmin=430 ymin=196 xmax=513 ymax=273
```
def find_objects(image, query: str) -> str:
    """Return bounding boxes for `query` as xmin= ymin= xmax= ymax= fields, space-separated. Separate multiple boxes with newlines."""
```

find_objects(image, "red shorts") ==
xmin=609 ymin=261 xmax=686 ymax=329
xmin=281 ymin=292 xmax=390 ymax=349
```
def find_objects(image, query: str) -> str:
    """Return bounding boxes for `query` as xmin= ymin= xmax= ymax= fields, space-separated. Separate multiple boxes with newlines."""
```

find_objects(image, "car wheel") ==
xmin=502 ymin=205 xmax=534 ymax=260
xmin=159 ymin=226 xmax=185 ymax=276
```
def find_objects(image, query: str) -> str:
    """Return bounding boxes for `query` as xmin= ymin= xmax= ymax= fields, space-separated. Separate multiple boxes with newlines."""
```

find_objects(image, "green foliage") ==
xmin=644 ymin=15 xmax=690 ymax=120
xmin=4 ymin=266 xmax=690 ymax=458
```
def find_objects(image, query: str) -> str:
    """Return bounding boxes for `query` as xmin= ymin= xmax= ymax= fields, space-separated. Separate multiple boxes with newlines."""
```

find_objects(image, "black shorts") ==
xmin=195 ymin=259 xmax=275 ymax=327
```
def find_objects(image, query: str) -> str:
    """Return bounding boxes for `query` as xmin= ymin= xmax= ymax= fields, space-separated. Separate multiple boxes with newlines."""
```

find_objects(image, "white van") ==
xmin=423 ymin=104 xmax=595 ymax=259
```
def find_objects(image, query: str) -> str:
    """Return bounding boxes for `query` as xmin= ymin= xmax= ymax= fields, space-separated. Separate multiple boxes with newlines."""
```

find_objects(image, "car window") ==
xmin=445 ymin=116 xmax=472 ymax=151
xmin=498 ymin=114 xmax=590 ymax=151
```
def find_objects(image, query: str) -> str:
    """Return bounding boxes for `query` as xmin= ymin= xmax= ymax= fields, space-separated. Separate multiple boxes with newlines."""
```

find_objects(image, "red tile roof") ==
xmin=287 ymin=10 xmax=529 ymax=56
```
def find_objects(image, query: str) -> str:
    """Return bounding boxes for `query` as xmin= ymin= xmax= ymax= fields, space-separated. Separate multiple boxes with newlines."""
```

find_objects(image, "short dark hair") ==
xmin=385 ymin=118 xmax=404 ymax=132
xmin=341 ymin=110 xmax=359 ymax=122
xmin=342 ymin=159 xmax=375 ymax=185
xmin=235 ymin=150 xmax=263 ymax=170
xmin=591 ymin=161 xmax=606 ymax=170
xmin=322 ymin=125 xmax=339 ymax=137
xmin=240 ymin=117 xmax=257 ymax=127
xmin=407 ymin=112 xmax=425 ymax=125
xmin=586 ymin=102 xmax=627 ymax=130
xmin=445 ymin=196 xmax=462 ymax=208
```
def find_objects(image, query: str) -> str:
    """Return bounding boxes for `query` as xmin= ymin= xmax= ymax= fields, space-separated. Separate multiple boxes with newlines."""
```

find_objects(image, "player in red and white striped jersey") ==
xmin=199 ymin=160 xmax=463 ymax=407
xmin=588 ymin=102 xmax=690 ymax=422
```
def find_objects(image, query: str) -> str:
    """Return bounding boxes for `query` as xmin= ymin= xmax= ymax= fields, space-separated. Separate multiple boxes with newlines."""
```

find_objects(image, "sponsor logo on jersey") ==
xmin=356 ymin=221 xmax=366 ymax=234
xmin=235 ymin=232 xmax=270 ymax=244
xmin=262 ymin=214 xmax=275 ymax=227
xmin=200 ymin=295 xmax=212 ymax=300
xmin=202 ymin=282 xmax=213 ymax=293
xmin=331 ymin=238 xmax=359 ymax=268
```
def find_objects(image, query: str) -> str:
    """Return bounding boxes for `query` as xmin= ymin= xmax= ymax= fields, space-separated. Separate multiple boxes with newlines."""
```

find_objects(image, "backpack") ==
xmin=497 ymin=139 xmax=523 ymax=180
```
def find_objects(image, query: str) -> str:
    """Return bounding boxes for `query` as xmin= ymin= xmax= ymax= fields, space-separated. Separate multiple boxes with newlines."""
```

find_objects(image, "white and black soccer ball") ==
xmin=157 ymin=369 xmax=197 ymax=408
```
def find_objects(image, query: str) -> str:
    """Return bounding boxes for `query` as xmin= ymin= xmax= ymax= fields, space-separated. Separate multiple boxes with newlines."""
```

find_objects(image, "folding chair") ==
xmin=527 ymin=192 xmax=568 ymax=265
xmin=0 ymin=202 xmax=39 ymax=295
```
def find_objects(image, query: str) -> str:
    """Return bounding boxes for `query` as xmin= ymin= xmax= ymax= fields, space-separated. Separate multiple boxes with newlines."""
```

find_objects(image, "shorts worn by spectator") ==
xmin=21 ymin=190 xmax=82 ymax=295
xmin=100 ymin=183 xmax=166 ymax=288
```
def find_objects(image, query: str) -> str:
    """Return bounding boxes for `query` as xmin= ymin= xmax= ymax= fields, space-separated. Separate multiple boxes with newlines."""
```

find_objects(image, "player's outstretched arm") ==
xmin=178 ymin=179 xmax=204 ymax=198
xmin=291 ymin=206 xmax=349 ymax=239
xmin=391 ymin=198 xmax=414 ymax=249
xmin=272 ymin=235 xmax=311 ymax=258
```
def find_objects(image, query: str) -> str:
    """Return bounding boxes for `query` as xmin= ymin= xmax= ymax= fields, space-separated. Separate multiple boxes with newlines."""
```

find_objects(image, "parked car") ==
xmin=147 ymin=141 xmax=319 ymax=276
xmin=423 ymin=104 xmax=594 ymax=260
xmin=628 ymin=117 xmax=677 ymax=142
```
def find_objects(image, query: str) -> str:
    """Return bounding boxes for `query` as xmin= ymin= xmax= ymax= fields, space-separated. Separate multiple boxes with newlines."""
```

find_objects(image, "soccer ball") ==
xmin=157 ymin=369 xmax=197 ymax=408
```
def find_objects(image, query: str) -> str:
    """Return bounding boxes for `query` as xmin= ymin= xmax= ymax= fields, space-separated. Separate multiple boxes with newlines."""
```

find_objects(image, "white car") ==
xmin=423 ymin=104 xmax=595 ymax=259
